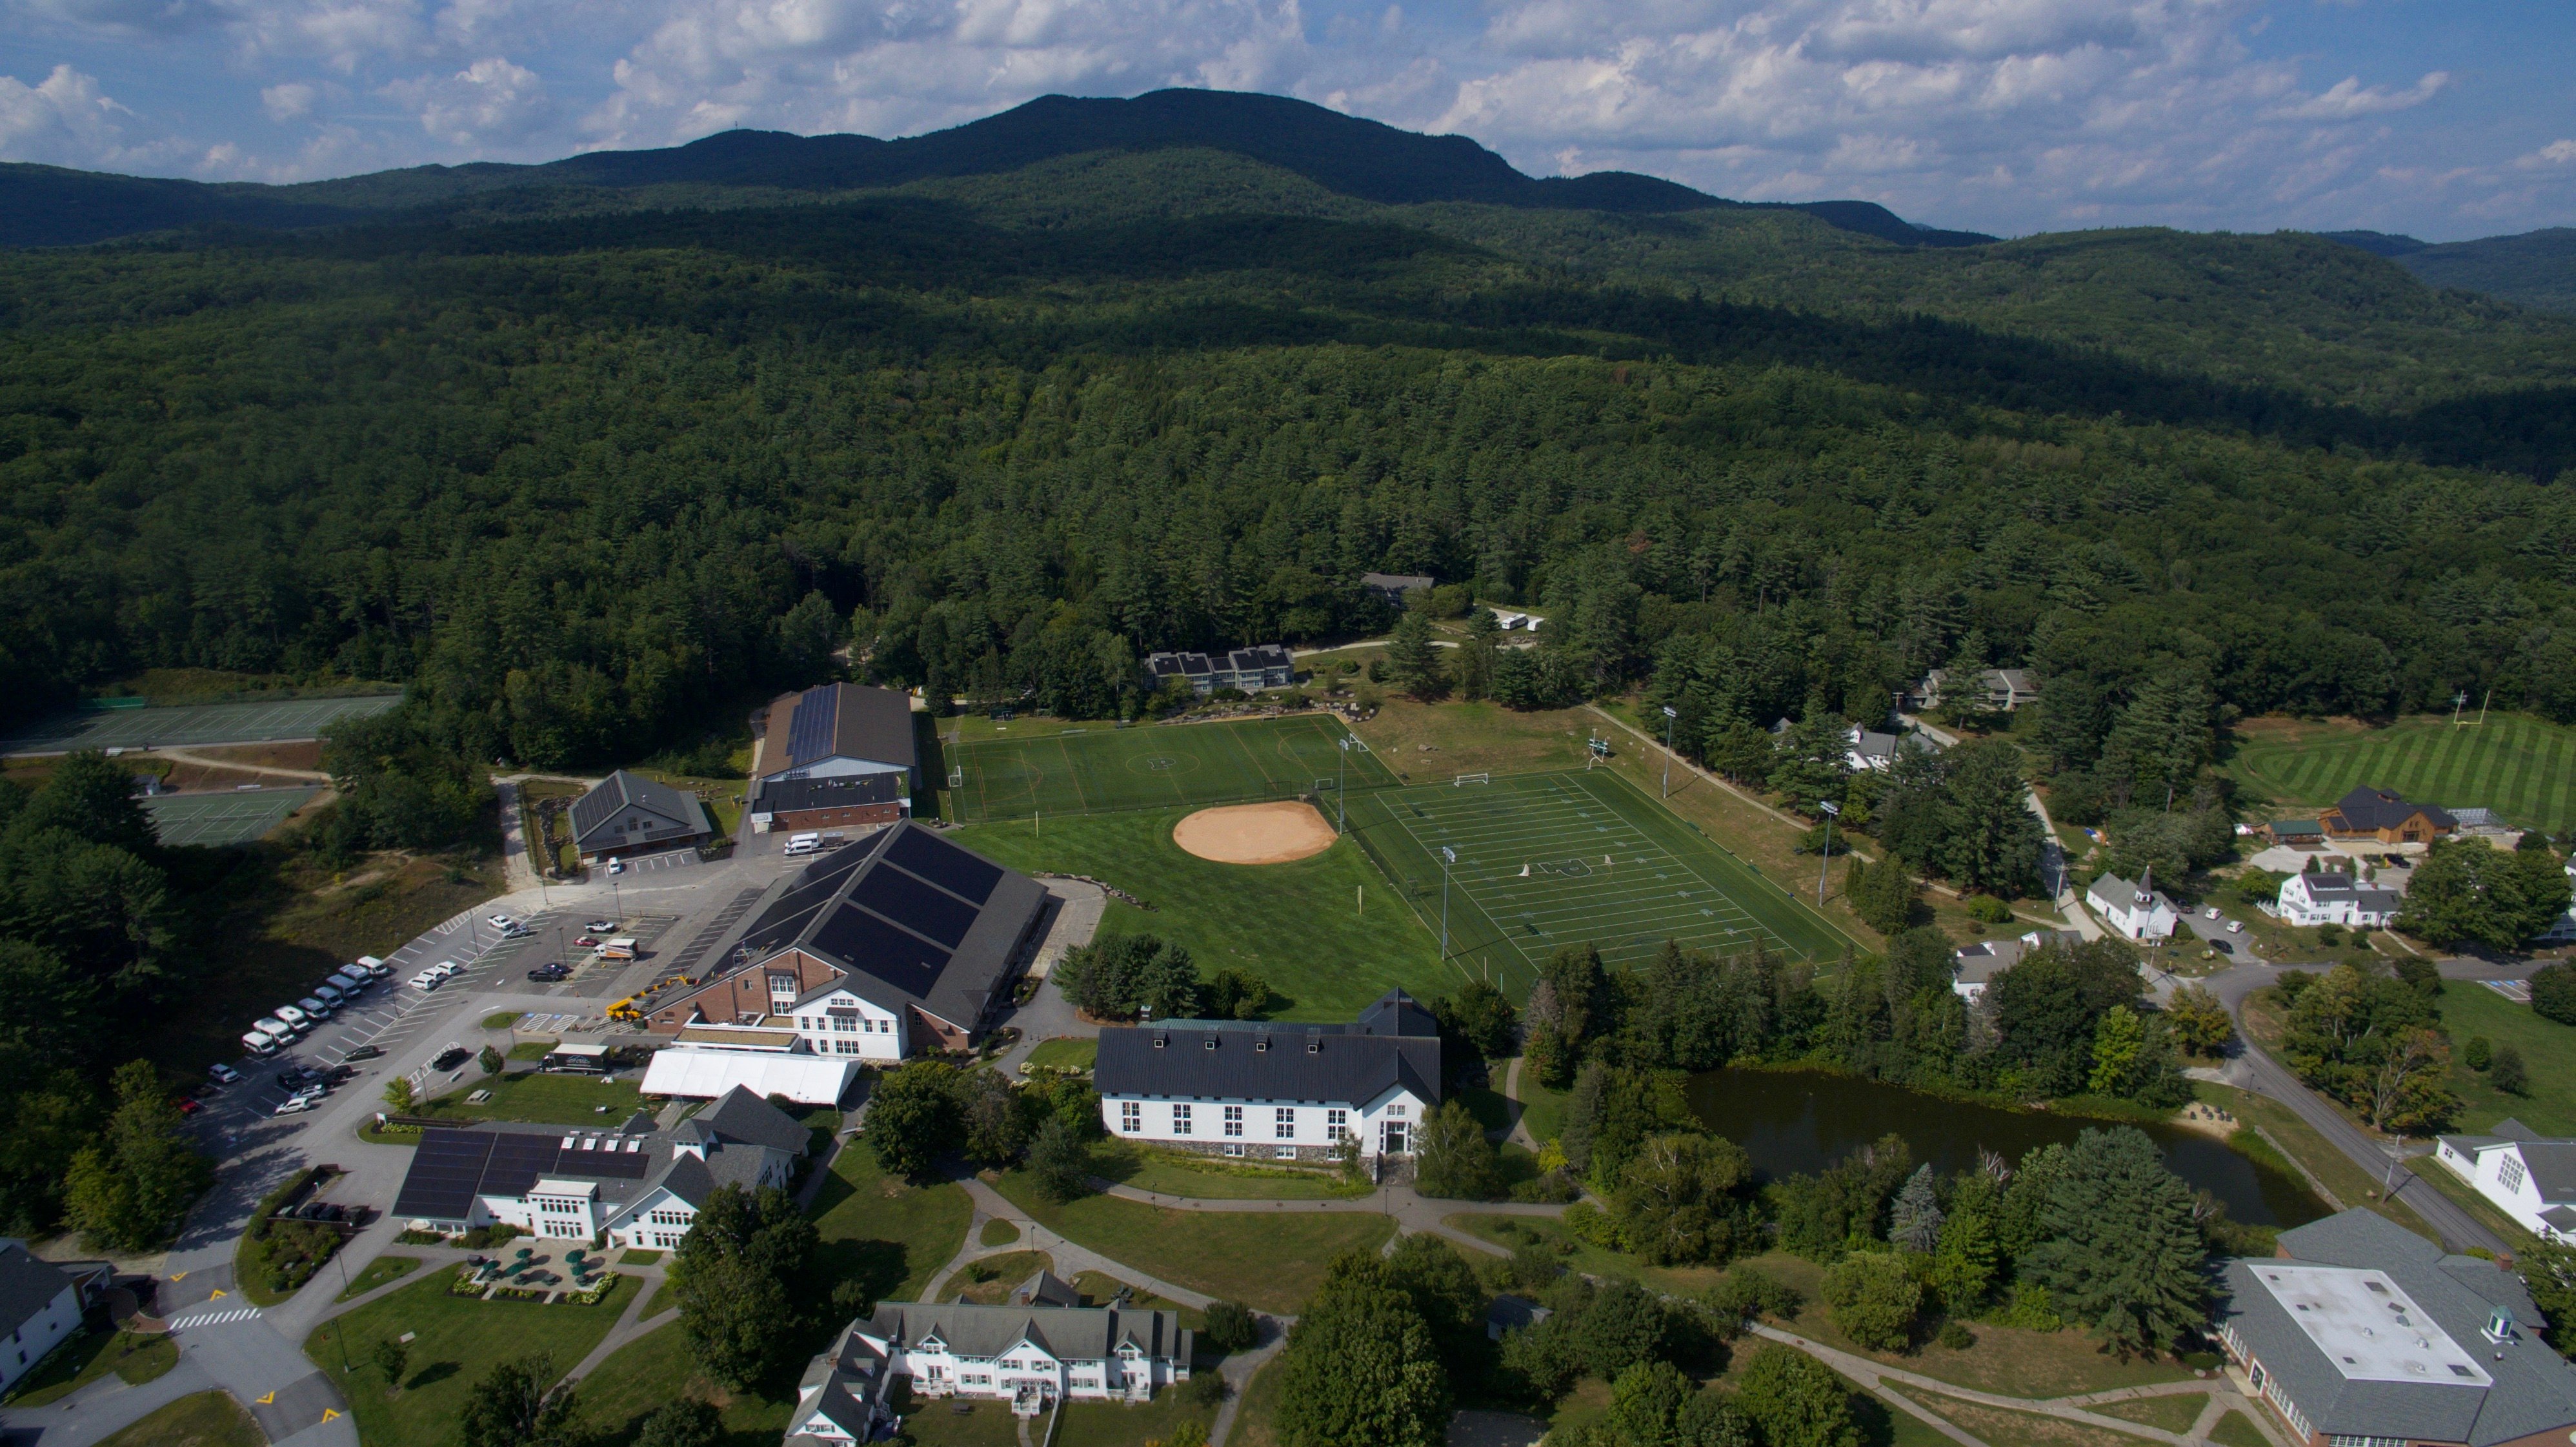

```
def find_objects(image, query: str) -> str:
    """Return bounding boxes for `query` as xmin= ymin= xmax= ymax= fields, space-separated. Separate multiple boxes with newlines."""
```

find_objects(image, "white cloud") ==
xmin=262 ymin=81 xmax=317 ymax=119
xmin=392 ymin=54 xmax=551 ymax=146
xmin=2516 ymin=139 xmax=2576 ymax=170
xmin=2269 ymin=70 xmax=2444 ymax=120
xmin=0 ymin=63 xmax=161 ymax=167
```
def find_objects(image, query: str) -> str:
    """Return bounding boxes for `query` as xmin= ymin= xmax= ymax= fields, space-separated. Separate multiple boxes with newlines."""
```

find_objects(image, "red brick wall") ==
xmin=646 ymin=949 xmax=841 ymax=1032
xmin=772 ymin=802 xmax=907 ymax=832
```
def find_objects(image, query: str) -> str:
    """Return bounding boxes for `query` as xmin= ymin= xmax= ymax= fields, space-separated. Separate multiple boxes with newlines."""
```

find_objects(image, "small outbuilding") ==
xmin=569 ymin=770 xmax=713 ymax=862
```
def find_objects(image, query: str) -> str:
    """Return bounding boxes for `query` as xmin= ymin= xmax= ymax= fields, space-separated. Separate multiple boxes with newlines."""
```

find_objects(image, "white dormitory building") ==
xmin=2437 ymin=1120 xmax=2576 ymax=1243
xmin=2275 ymin=870 xmax=2404 ymax=929
xmin=787 ymin=1273 xmax=1192 ymax=1439
xmin=390 ymin=1087 xmax=811 ymax=1250
xmin=1092 ymin=989 xmax=1442 ymax=1164
xmin=2086 ymin=871 xmax=2180 ymax=942
xmin=0 ymin=1242 xmax=111 ymax=1396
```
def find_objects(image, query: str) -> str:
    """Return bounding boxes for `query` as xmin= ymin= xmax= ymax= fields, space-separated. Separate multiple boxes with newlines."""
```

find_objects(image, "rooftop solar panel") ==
xmin=569 ymin=776 xmax=623 ymax=838
xmin=886 ymin=827 xmax=1002 ymax=904
xmin=570 ymin=1148 xmax=651 ymax=1180
xmin=392 ymin=1130 xmax=496 ymax=1219
xmin=851 ymin=865 xmax=980 ymax=948
xmin=809 ymin=907 xmax=951 ymax=999
xmin=787 ymin=684 xmax=839 ymax=766
xmin=481 ymin=1135 xmax=564 ymax=1198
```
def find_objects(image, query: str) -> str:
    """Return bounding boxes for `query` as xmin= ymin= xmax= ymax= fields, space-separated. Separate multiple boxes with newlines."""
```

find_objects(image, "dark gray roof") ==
xmin=1094 ymin=989 xmax=1442 ymax=1106
xmin=651 ymin=1140 xmax=794 ymax=1209
xmin=1362 ymin=572 xmax=1434 ymax=594
xmin=2519 ymin=1143 xmax=2576 ymax=1202
xmin=698 ymin=1085 xmax=812 ymax=1157
xmin=1014 ymin=1270 xmax=1081 ymax=1307
xmin=0 ymin=1242 xmax=79 ymax=1339
xmin=569 ymin=770 xmax=710 ymax=851
xmin=2219 ymin=1209 xmax=2576 ymax=1447
xmin=866 ymin=1300 xmax=1189 ymax=1364
xmin=2332 ymin=786 xmax=2457 ymax=833
xmin=734 ymin=820 xmax=1045 ymax=1032
xmin=761 ymin=684 xmax=916 ymax=778
xmin=392 ymin=1120 xmax=661 ymax=1221
xmin=756 ymin=772 xmax=905 ymax=813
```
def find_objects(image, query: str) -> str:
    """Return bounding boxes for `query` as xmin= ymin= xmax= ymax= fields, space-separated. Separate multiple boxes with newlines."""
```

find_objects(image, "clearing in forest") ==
xmin=1342 ymin=767 xmax=1856 ymax=989
xmin=0 ymin=694 xmax=401 ymax=755
xmin=943 ymin=713 xmax=1396 ymax=822
xmin=2229 ymin=712 xmax=2576 ymax=834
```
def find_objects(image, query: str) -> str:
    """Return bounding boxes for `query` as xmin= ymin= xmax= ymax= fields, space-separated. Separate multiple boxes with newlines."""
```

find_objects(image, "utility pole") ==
xmin=1660 ymin=705 xmax=1678 ymax=798
xmin=1816 ymin=801 xmax=1840 ymax=909
xmin=1438 ymin=846 xmax=1456 ymax=959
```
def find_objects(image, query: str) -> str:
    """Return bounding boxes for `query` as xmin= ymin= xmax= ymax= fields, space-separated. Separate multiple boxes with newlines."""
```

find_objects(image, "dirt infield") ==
xmin=1172 ymin=801 xmax=1337 ymax=864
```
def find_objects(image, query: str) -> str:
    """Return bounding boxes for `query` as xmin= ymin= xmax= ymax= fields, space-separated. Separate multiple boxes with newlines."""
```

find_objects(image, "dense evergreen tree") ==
xmin=2022 ymin=1128 xmax=2207 ymax=1356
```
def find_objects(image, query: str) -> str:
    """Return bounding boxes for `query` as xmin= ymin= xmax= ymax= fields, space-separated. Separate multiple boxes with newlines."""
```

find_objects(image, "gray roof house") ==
xmin=1951 ymin=929 xmax=2084 ymax=1002
xmin=787 ymin=1295 xmax=1192 ymax=1438
xmin=2434 ymin=1118 xmax=2576 ymax=1242
xmin=2217 ymin=1208 xmax=2576 ymax=1447
xmin=1142 ymin=645 xmax=1294 ymax=696
xmin=756 ymin=683 xmax=918 ymax=785
xmin=1094 ymin=989 xmax=1444 ymax=1162
xmin=1361 ymin=571 xmax=1434 ymax=604
xmin=569 ymin=769 xmax=713 ymax=860
xmin=0 ymin=1242 xmax=107 ymax=1395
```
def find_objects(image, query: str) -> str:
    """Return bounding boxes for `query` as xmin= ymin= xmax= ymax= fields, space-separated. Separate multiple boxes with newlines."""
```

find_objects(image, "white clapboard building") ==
xmin=1092 ymin=989 xmax=1442 ymax=1163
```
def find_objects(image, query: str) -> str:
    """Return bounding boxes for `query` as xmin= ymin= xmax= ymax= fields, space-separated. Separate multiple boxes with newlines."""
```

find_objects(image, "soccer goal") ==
xmin=1313 ymin=778 xmax=1336 ymax=791
xmin=1454 ymin=772 xmax=1491 ymax=787
xmin=948 ymin=766 xmax=964 ymax=788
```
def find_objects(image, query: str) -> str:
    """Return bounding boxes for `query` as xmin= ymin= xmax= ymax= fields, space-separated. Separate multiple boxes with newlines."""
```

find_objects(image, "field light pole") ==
xmin=1815 ymin=800 xmax=1840 ymax=909
xmin=1438 ymin=846 xmax=1456 ymax=960
xmin=1660 ymin=705 xmax=1678 ymax=798
xmin=1336 ymin=736 xmax=1351 ymax=835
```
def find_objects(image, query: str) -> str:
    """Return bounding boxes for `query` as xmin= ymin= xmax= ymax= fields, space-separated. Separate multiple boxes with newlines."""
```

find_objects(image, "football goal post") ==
xmin=1454 ymin=773 xmax=1491 ymax=787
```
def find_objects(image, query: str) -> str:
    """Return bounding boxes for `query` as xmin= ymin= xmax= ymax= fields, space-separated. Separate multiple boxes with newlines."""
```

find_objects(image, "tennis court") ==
xmin=946 ymin=714 xmax=1398 ymax=822
xmin=145 ymin=787 xmax=319 ymax=845
xmin=1 ymin=694 xmax=401 ymax=754
xmin=1345 ymin=769 xmax=1855 ymax=986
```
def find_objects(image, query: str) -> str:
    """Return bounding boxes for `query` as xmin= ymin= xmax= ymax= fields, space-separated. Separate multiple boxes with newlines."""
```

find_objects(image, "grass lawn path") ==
xmin=985 ymin=1169 xmax=1393 ymax=1315
xmin=304 ymin=1271 xmax=639 ymax=1447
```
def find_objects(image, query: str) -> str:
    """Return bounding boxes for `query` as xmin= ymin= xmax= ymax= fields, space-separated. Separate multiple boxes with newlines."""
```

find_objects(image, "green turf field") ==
xmin=1343 ymin=769 xmax=1857 ymax=988
xmin=945 ymin=714 xmax=1398 ymax=822
xmin=2229 ymin=713 xmax=2576 ymax=833
xmin=143 ymin=787 xmax=318 ymax=845
xmin=0 ymin=694 xmax=399 ymax=754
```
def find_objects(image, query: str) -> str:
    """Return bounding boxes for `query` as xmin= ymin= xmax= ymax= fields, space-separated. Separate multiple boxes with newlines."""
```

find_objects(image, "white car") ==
xmin=2205 ymin=907 xmax=2222 ymax=920
xmin=272 ymin=1096 xmax=315 ymax=1117
xmin=409 ymin=970 xmax=445 ymax=991
xmin=208 ymin=1063 xmax=243 ymax=1085
xmin=487 ymin=913 xmax=521 ymax=932
xmin=239 ymin=1032 xmax=280 ymax=1057
xmin=251 ymin=1017 xmax=295 ymax=1042
xmin=607 ymin=859 xmax=625 ymax=875
xmin=2227 ymin=919 xmax=2244 ymax=934
xmin=357 ymin=955 xmax=392 ymax=978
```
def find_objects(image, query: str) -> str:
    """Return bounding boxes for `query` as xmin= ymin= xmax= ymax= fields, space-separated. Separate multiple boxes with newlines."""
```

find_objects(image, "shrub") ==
xmin=1562 ymin=1201 xmax=1624 ymax=1251
xmin=1707 ymin=1265 xmax=1802 ymax=1326
xmin=1964 ymin=894 xmax=2014 ymax=924
xmin=1937 ymin=1322 xmax=1974 ymax=1350
xmin=2492 ymin=1046 xmax=2530 ymax=1096
xmin=1178 ymin=1371 xmax=1228 ymax=1408
xmin=1822 ymin=1250 xmax=1922 ymax=1352
xmin=1201 ymin=1300 xmax=1258 ymax=1353
xmin=2466 ymin=1037 xmax=2493 ymax=1071
xmin=2533 ymin=964 xmax=2576 ymax=1026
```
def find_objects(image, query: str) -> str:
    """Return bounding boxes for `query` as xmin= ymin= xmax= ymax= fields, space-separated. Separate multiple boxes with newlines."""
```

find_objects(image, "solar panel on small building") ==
xmin=787 ymin=685 xmax=840 ymax=766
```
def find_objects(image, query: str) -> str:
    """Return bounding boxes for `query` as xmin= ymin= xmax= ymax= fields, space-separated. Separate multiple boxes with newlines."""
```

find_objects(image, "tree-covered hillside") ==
xmin=3 ymin=190 xmax=2575 ymax=780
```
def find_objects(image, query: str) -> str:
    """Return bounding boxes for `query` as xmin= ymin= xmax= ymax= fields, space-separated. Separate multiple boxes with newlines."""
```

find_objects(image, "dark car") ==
xmin=431 ymin=1047 xmax=472 ymax=1071
xmin=344 ymin=1045 xmax=384 ymax=1062
xmin=527 ymin=964 xmax=570 ymax=982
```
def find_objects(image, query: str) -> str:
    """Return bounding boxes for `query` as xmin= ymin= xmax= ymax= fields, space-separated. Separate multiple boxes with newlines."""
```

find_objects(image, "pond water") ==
xmin=1684 ymin=1068 xmax=2329 ymax=1228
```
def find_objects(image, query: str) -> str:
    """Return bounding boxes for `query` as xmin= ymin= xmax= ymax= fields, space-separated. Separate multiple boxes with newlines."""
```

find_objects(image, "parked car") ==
xmin=328 ymin=969 xmax=372 ymax=993
xmin=310 ymin=982 xmax=345 ymax=1007
xmin=2227 ymin=919 xmax=2244 ymax=933
xmin=431 ymin=1046 xmax=472 ymax=1071
xmin=296 ymin=995 xmax=336 ymax=1019
xmin=574 ymin=935 xmax=599 ymax=948
xmin=272 ymin=1097 xmax=314 ymax=1117
xmin=584 ymin=920 xmax=617 ymax=933
xmin=175 ymin=1097 xmax=203 ymax=1116
xmin=608 ymin=858 xmax=625 ymax=875
xmin=2205 ymin=907 xmax=2222 ymax=920
xmin=527 ymin=964 xmax=570 ymax=982
xmin=487 ymin=913 xmax=521 ymax=932
xmin=208 ymin=1063 xmax=243 ymax=1085
xmin=408 ymin=971 xmax=441 ymax=991
xmin=357 ymin=955 xmax=392 ymax=978
xmin=431 ymin=960 xmax=461 ymax=980
xmin=274 ymin=1004 xmax=310 ymax=1029
xmin=252 ymin=1016 xmax=296 ymax=1042
xmin=344 ymin=1045 xmax=385 ymax=1062
xmin=241 ymin=1032 xmax=280 ymax=1057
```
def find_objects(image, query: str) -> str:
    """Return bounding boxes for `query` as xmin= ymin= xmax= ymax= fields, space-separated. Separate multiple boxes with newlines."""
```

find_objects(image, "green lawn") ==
xmin=989 ymin=1168 xmax=1394 ymax=1314
xmin=2436 ymin=980 xmax=2576 ymax=1135
xmin=952 ymin=809 xmax=1457 ymax=1019
xmin=808 ymin=1142 xmax=973 ymax=1306
xmin=96 ymin=1390 xmax=263 ymax=1447
xmin=576 ymin=1322 xmax=795 ymax=1445
xmin=2230 ymin=713 xmax=2576 ymax=833
xmin=337 ymin=1253 xmax=423 ymax=1300
xmin=1446 ymin=1213 xmax=1733 ymax=1300
xmin=2211 ymin=1412 xmax=2274 ymax=1447
xmin=979 ymin=1219 xmax=1021 ymax=1247
xmin=305 ymin=1271 xmax=638 ymax=1447
xmin=1098 ymin=1145 xmax=1370 ymax=1201
xmin=895 ymin=1397 xmax=1025 ymax=1446
xmin=1 ymin=1328 xmax=176 ymax=1406
xmin=1023 ymin=1037 xmax=1098 ymax=1072
xmin=1510 ymin=1062 xmax=1570 ymax=1146
xmin=945 ymin=713 xmax=1393 ymax=822
xmin=416 ymin=1070 xmax=647 ymax=1126
xmin=1055 ymin=1387 xmax=1221 ymax=1446
xmin=2095 ymin=1394 xmax=2209 ymax=1433
xmin=949 ymin=1250 xmax=1052 ymax=1303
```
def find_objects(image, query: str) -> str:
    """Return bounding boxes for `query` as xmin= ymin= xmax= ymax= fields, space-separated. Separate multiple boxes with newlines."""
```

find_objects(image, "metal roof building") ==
xmin=567 ymin=769 xmax=712 ymax=859
xmin=756 ymin=683 xmax=918 ymax=783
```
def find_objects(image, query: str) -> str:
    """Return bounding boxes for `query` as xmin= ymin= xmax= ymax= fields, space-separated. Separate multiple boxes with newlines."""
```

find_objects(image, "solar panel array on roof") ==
xmin=482 ymin=1134 xmax=569 ymax=1197
xmin=787 ymin=685 xmax=839 ymax=767
xmin=887 ymin=827 xmax=1001 ymax=904
xmin=569 ymin=776 xmax=623 ymax=839
xmin=810 ymin=908 xmax=949 ymax=998
xmin=392 ymin=1130 xmax=497 ymax=1220
xmin=851 ymin=865 xmax=980 ymax=948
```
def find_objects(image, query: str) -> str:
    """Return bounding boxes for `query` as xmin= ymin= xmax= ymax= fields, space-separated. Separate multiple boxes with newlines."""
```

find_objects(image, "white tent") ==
xmin=639 ymin=1048 xmax=860 ymax=1106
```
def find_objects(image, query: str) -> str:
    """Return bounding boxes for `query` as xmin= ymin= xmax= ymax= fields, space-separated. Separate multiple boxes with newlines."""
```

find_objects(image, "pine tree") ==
xmin=1386 ymin=611 xmax=1448 ymax=700
xmin=1887 ymin=1164 xmax=1943 ymax=1252
xmin=2022 ymin=1128 xmax=2207 ymax=1355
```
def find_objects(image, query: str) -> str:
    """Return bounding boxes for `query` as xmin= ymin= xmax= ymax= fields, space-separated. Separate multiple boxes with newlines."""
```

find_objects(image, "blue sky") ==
xmin=3 ymin=0 xmax=2569 ymax=240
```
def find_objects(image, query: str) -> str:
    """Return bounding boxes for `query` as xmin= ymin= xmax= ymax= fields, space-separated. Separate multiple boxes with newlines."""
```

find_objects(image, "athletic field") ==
xmin=2229 ymin=713 xmax=2576 ymax=834
xmin=145 ymin=787 xmax=319 ymax=845
xmin=946 ymin=714 xmax=1398 ymax=822
xmin=1 ymin=695 xmax=400 ymax=755
xmin=1344 ymin=769 xmax=1857 ymax=986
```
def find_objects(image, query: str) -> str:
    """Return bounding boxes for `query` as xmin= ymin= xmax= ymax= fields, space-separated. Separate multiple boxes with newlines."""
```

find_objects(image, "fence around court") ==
xmin=941 ymin=713 xmax=1400 ymax=823
xmin=144 ymin=786 xmax=321 ymax=846
xmin=1 ymin=693 xmax=401 ymax=755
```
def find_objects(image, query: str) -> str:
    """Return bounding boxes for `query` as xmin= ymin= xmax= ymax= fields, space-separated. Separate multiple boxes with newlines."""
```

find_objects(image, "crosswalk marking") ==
xmin=170 ymin=1306 xmax=264 ymax=1329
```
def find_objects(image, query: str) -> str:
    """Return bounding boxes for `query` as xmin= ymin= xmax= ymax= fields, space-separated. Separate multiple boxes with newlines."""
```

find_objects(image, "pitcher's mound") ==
xmin=1174 ymin=802 xmax=1336 ymax=864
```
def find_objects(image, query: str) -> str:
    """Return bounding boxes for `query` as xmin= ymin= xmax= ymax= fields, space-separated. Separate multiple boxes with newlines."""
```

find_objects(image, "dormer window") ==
xmin=1203 ymin=1037 xmax=1217 ymax=1051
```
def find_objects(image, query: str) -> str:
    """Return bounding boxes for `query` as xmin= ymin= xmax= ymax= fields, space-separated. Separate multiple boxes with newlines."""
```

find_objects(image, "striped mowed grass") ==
xmin=2228 ymin=713 xmax=2576 ymax=834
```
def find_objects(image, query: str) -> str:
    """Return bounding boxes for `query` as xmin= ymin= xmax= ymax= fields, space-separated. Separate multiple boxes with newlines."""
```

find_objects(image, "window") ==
xmin=1274 ymin=1145 xmax=1298 ymax=1160
xmin=1120 ymin=1101 xmax=1142 ymax=1133
xmin=1223 ymin=1106 xmax=1244 ymax=1138
xmin=1224 ymin=1142 xmax=1244 ymax=1157
xmin=1275 ymin=1108 xmax=1296 ymax=1138
xmin=1326 ymin=1109 xmax=1348 ymax=1142
xmin=1387 ymin=1102 xmax=1407 ymax=1117
xmin=2502 ymin=1157 xmax=2529 ymax=1193
xmin=836 ymin=1038 xmax=864 ymax=1055
xmin=1172 ymin=1104 xmax=1192 ymax=1135
xmin=832 ymin=1015 xmax=856 ymax=1032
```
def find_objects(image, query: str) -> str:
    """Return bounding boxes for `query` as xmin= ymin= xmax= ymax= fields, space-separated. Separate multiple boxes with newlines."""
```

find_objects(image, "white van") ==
xmin=274 ymin=1004 xmax=310 ymax=1029
xmin=783 ymin=832 xmax=822 ymax=857
xmin=241 ymin=1031 xmax=280 ymax=1057
xmin=251 ymin=1017 xmax=295 ymax=1042
xmin=357 ymin=955 xmax=390 ymax=978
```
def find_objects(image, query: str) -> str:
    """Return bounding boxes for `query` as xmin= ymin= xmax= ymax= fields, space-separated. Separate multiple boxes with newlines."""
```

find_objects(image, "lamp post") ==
xmin=1438 ymin=845 xmax=1456 ymax=959
xmin=1336 ymin=736 xmax=1351 ymax=835
xmin=1660 ymin=705 xmax=1678 ymax=798
xmin=1816 ymin=800 xmax=1840 ymax=909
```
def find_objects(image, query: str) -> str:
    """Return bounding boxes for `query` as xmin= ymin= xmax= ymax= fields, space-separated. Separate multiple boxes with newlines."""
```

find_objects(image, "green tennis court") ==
xmin=2 ymin=695 xmax=400 ymax=755
xmin=946 ymin=714 xmax=1398 ymax=822
xmin=145 ymin=787 xmax=319 ymax=845
xmin=1345 ymin=769 xmax=1856 ymax=988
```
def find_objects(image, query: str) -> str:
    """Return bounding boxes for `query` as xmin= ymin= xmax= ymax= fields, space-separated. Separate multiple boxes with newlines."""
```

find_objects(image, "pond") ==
xmin=1685 ymin=1068 xmax=2329 ymax=1228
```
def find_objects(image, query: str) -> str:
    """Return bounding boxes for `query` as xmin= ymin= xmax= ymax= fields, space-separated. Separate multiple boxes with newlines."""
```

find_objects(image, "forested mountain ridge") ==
xmin=2320 ymin=228 xmax=2576 ymax=317
xmin=0 ymin=88 xmax=1992 ymax=250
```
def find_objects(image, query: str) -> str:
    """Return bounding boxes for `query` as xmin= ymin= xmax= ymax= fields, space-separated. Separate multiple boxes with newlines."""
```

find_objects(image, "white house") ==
xmin=391 ymin=1087 xmax=807 ymax=1249
xmin=2435 ymin=1120 xmax=2576 ymax=1242
xmin=2086 ymin=871 xmax=2180 ymax=942
xmin=1092 ymin=989 xmax=1441 ymax=1164
xmin=2537 ymin=861 xmax=2576 ymax=943
xmin=1951 ymin=929 xmax=2086 ymax=1002
xmin=787 ymin=1282 xmax=1191 ymax=1437
xmin=2276 ymin=870 xmax=2404 ymax=929
xmin=0 ymin=1242 xmax=106 ymax=1396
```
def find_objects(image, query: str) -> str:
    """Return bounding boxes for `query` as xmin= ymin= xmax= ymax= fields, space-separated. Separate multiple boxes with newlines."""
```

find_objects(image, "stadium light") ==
xmin=1816 ymin=800 xmax=1840 ymax=909
xmin=1660 ymin=705 xmax=1678 ymax=798
xmin=1438 ymin=846 xmax=1456 ymax=959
